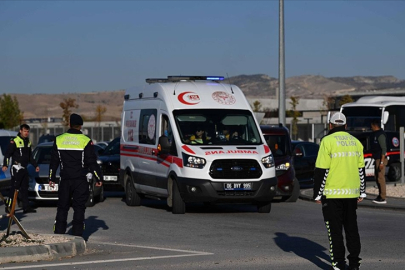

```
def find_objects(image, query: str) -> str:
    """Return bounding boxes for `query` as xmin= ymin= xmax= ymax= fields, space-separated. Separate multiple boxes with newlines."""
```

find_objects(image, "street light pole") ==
xmin=278 ymin=0 xmax=286 ymax=126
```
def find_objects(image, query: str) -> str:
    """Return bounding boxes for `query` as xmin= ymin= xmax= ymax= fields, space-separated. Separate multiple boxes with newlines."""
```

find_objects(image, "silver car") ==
xmin=27 ymin=142 xmax=104 ymax=207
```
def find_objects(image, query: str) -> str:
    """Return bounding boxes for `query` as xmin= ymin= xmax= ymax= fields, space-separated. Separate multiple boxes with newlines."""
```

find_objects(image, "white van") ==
xmin=120 ymin=76 xmax=277 ymax=214
xmin=0 ymin=129 xmax=18 ymax=190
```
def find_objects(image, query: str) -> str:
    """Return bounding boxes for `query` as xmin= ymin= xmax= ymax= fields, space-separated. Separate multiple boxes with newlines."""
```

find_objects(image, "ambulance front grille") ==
xmin=209 ymin=159 xmax=262 ymax=179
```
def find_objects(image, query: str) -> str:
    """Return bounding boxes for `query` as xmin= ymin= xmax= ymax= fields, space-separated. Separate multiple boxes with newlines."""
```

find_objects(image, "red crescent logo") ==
xmin=178 ymin=92 xmax=200 ymax=105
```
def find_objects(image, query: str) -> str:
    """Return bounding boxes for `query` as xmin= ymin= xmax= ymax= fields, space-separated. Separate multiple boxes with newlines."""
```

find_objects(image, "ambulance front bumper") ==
xmin=176 ymin=176 xmax=277 ymax=203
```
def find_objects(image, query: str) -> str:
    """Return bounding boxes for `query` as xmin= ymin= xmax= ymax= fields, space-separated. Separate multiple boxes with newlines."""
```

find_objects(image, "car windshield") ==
xmin=32 ymin=145 xmax=53 ymax=164
xmin=263 ymin=134 xmax=290 ymax=157
xmin=341 ymin=106 xmax=381 ymax=132
xmin=102 ymin=138 xmax=120 ymax=155
xmin=173 ymin=109 xmax=262 ymax=145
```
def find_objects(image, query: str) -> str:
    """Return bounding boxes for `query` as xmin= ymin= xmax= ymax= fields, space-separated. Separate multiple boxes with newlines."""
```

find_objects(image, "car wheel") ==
xmin=125 ymin=175 xmax=141 ymax=206
xmin=257 ymin=202 xmax=271 ymax=213
xmin=283 ymin=178 xmax=300 ymax=202
xmin=387 ymin=163 xmax=401 ymax=182
xmin=172 ymin=180 xmax=185 ymax=214
xmin=97 ymin=185 xmax=105 ymax=203
xmin=86 ymin=183 xmax=95 ymax=207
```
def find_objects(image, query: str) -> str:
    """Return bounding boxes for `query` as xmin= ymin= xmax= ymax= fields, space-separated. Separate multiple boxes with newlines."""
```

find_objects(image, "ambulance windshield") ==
xmin=173 ymin=109 xmax=262 ymax=145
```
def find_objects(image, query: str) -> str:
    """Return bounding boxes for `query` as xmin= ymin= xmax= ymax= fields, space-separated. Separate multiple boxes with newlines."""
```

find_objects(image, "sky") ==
xmin=1 ymin=0 xmax=404 ymax=95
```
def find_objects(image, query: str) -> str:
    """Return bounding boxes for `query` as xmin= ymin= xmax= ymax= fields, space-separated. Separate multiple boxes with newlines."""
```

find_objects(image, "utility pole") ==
xmin=278 ymin=0 xmax=286 ymax=126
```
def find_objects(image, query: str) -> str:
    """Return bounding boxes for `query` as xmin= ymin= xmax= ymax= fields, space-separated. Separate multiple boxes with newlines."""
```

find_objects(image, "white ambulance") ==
xmin=120 ymin=76 xmax=277 ymax=214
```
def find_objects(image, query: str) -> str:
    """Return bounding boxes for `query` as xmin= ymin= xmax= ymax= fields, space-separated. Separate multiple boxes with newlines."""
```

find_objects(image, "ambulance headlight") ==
xmin=182 ymin=153 xmax=206 ymax=169
xmin=261 ymin=155 xmax=275 ymax=169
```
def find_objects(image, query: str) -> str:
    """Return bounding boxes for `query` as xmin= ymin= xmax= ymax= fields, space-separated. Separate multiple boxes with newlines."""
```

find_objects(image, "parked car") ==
xmin=97 ymin=137 xmax=122 ymax=190
xmin=95 ymin=141 xmax=110 ymax=149
xmin=291 ymin=140 xmax=320 ymax=189
xmin=261 ymin=125 xmax=299 ymax=202
xmin=0 ymin=129 xmax=18 ymax=191
xmin=27 ymin=142 xmax=104 ymax=207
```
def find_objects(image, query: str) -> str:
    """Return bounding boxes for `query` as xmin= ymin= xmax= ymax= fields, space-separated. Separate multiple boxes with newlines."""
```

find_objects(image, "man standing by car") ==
xmin=2 ymin=124 xmax=39 ymax=214
xmin=49 ymin=113 xmax=103 ymax=237
xmin=313 ymin=112 xmax=366 ymax=270
xmin=370 ymin=119 xmax=387 ymax=204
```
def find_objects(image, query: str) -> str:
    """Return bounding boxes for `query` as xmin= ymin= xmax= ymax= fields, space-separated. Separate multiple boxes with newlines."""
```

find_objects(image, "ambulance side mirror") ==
xmin=158 ymin=136 xmax=170 ymax=155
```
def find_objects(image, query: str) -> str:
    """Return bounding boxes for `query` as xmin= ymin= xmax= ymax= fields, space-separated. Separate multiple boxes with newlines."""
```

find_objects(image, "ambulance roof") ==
xmin=125 ymin=76 xmax=252 ymax=110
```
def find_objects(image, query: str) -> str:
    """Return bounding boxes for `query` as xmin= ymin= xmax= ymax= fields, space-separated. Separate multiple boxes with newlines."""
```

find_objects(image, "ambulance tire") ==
xmin=125 ymin=176 xmax=141 ymax=206
xmin=282 ymin=178 xmax=300 ymax=202
xmin=172 ymin=181 xmax=185 ymax=214
xmin=257 ymin=202 xmax=271 ymax=213
xmin=387 ymin=163 xmax=401 ymax=182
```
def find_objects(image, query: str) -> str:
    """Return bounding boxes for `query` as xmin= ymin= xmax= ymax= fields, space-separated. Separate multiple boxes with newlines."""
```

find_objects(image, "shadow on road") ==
xmin=274 ymin=232 xmax=330 ymax=269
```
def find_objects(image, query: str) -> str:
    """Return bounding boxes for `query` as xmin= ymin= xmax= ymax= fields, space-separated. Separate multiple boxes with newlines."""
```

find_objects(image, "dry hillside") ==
xmin=14 ymin=90 xmax=125 ymax=121
xmin=11 ymin=74 xmax=404 ymax=120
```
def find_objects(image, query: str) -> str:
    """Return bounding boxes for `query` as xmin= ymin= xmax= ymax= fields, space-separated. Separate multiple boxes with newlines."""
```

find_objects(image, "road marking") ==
xmin=0 ymin=242 xmax=213 ymax=270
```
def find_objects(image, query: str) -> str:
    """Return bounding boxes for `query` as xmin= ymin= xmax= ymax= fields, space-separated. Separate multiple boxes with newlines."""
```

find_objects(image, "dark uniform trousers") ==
xmin=7 ymin=167 xmax=30 ymax=211
xmin=321 ymin=197 xmax=361 ymax=269
xmin=54 ymin=176 xmax=89 ymax=236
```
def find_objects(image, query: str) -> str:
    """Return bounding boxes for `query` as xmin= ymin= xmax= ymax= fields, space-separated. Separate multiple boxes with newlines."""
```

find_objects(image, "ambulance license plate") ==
xmin=224 ymin=183 xmax=252 ymax=191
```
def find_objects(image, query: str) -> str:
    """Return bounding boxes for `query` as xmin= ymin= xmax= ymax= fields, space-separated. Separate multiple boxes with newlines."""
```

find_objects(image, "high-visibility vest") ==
xmin=316 ymin=131 xmax=365 ymax=198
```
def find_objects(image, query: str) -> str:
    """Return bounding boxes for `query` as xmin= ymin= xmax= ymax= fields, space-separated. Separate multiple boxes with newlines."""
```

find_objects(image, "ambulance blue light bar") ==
xmin=146 ymin=76 xmax=224 ymax=83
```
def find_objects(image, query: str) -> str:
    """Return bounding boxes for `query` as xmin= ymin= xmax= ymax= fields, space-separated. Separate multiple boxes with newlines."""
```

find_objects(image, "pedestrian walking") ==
xmin=2 ymin=124 xmax=39 ymax=214
xmin=49 ymin=113 xmax=103 ymax=236
xmin=370 ymin=119 xmax=387 ymax=204
xmin=313 ymin=112 xmax=366 ymax=270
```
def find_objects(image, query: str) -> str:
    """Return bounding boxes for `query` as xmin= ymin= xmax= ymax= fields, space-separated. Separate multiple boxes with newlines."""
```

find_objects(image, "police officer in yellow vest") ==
xmin=313 ymin=112 xmax=366 ymax=270
xmin=49 ymin=113 xmax=102 ymax=236
xmin=2 ymin=124 xmax=40 ymax=214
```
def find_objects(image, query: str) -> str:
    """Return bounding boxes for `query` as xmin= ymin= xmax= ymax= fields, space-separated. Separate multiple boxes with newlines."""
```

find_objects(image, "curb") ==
xmin=0 ymin=234 xmax=86 ymax=264
xmin=299 ymin=190 xmax=405 ymax=212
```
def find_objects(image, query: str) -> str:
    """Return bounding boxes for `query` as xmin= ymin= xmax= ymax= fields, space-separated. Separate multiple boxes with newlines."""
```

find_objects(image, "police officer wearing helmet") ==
xmin=313 ymin=112 xmax=366 ymax=270
xmin=49 ymin=113 xmax=103 ymax=236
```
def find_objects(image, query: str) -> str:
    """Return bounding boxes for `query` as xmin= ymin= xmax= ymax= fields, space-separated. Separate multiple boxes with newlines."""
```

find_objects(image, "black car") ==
xmin=291 ymin=141 xmax=320 ymax=189
xmin=97 ymin=137 xmax=122 ymax=190
xmin=27 ymin=142 xmax=104 ymax=207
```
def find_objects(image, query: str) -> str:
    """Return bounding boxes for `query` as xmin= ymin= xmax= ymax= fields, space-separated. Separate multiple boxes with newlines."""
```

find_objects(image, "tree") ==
xmin=322 ymin=95 xmax=336 ymax=112
xmin=287 ymin=96 xmax=300 ymax=140
xmin=95 ymin=105 xmax=107 ymax=125
xmin=0 ymin=94 xmax=23 ymax=129
xmin=252 ymin=100 xmax=262 ymax=112
xmin=338 ymin=94 xmax=353 ymax=106
xmin=60 ymin=98 xmax=79 ymax=127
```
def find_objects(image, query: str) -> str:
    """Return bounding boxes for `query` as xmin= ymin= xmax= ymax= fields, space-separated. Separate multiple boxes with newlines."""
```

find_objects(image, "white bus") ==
xmin=340 ymin=96 xmax=405 ymax=181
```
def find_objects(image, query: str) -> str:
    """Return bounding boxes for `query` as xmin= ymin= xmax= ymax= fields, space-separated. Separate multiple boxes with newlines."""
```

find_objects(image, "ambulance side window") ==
xmin=139 ymin=109 xmax=157 ymax=145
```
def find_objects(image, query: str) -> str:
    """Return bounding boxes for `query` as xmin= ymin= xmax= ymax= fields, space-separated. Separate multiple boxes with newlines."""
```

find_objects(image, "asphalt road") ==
xmin=1 ymin=191 xmax=405 ymax=270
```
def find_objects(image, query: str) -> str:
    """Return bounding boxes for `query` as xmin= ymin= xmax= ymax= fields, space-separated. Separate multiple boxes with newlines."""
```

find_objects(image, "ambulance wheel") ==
xmin=86 ymin=183 xmax=95 ymax=207
xmin=282 ymin=178 xmax=300 ymax=202
xmin=125 ymin=176 xmax=141 ymax=206
xmin=387 ymin=163 xmax=401 ymax=182
xmin=172 ymin=181 xmax=185 ymax=214
xmin=257 ymin=202 xmax=271 ymax=213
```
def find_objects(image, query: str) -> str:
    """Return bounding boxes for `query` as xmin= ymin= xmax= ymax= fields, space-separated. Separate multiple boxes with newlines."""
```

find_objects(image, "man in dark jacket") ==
xmin=370 ymin=119 xmax=387 ymax=204
xmin=2 ymin=124 xmax=40 ymax=214
xmin=49 ymin=113 xmax=103 ymax=236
